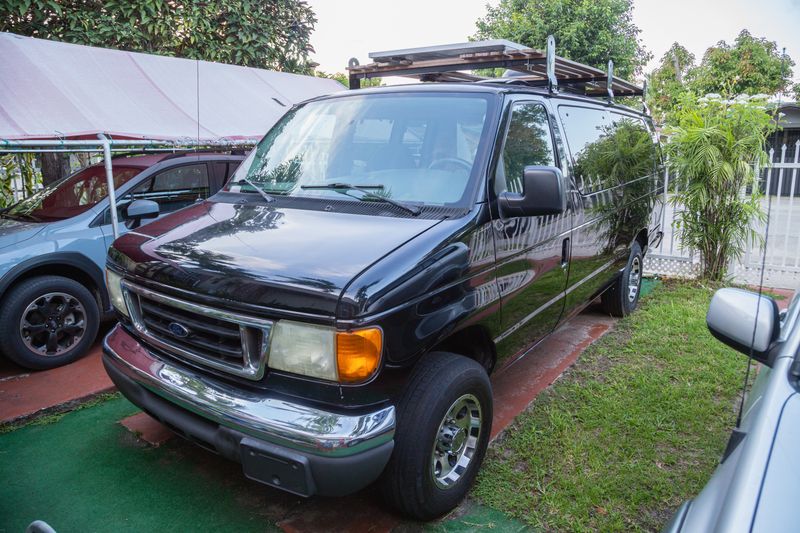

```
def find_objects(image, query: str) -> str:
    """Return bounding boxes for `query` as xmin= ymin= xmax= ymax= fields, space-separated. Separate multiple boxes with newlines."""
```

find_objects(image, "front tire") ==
xmin=380 ymin=352 xmax=492 ymax=520
xmin=601 ymin=241 xmax=644 ymax=317
xmin=0 ymin=276 xmax=100 ymax=370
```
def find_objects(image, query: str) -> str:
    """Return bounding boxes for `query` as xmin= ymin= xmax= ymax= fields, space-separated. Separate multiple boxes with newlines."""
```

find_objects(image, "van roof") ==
xmin=313 ymin=82 xmax=652 ymax=119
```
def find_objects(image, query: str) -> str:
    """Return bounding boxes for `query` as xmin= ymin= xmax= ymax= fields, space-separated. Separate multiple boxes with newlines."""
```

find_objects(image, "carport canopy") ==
xmin=0 ymin=32 xmax=344 ymax=142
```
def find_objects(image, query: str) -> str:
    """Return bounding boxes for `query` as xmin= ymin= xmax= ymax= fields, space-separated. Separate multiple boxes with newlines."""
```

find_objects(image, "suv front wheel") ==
xmin=380 ymin=351 xmax=492 ymax=520
xmin=0 ymin=275 xmax=100 ymax=370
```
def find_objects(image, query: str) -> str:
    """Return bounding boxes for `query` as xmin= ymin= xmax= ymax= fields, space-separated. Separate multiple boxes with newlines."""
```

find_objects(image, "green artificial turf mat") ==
xmin=0 ymin=396 xmax=286 ymax=532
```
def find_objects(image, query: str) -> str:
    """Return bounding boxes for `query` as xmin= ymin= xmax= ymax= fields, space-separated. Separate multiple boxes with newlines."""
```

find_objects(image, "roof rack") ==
xmin=347 ymin=36 xmax=643 ymax=100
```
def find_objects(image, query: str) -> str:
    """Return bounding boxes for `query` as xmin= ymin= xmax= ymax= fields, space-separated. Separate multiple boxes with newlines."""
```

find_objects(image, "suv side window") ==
xmin=495 ymin=102 xmax=556 ymax=195
xmin=105 ymin=163 xmax=210 ymax=224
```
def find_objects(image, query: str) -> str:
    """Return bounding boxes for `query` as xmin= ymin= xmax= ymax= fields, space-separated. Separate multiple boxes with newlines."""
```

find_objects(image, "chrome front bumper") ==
xmin=103 ymin=324 xmax=395 ymax=458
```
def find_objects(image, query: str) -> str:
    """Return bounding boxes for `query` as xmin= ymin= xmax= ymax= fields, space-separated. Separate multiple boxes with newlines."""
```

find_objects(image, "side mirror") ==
xmin=123 ymin=199 xmax=160 ymax=228
xmin=499 ymin=166 xmax=566 ymax=217
xmin=707 ymin=288 xmax=780 ymax=365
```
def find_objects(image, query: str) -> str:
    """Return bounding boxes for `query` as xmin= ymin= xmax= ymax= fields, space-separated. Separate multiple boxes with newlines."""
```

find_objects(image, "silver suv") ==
xmin=0 ymin=152 xmax=243 ymax=370
xmin=664 ymin=287 xmax=800 ymax=532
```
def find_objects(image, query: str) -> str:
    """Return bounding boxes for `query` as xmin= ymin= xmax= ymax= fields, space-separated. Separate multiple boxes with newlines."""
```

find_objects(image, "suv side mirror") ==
xmin=123 ymin=199 xmax=160 ymax=228
xmin=499 ymin=166 xmax=566 ymax=217
xmin=707 ymin=288 xmax=780 ymax=365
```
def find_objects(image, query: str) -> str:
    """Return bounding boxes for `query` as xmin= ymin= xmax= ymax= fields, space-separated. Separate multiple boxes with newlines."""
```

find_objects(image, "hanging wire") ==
xmin=735 ymin=47 xmax=788 ymax=429
xmin=196 ymin=57 xmax=201 ymax=152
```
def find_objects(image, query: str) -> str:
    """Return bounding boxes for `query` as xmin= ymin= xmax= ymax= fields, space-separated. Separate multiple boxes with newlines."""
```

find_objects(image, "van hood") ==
xmin=111 ymin=200 xmax=442 ymax=317
xmin=0 ymin=218 xmax=46 ymax=250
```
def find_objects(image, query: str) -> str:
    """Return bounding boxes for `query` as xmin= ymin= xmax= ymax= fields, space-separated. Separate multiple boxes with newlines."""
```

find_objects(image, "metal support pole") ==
xmin=347 ymin=58 xmax=362 ymax=90
xmin=99 ymin=134 xmax=120 ymax=241
xmin=546 ymin=35 xmax=558 ymax=94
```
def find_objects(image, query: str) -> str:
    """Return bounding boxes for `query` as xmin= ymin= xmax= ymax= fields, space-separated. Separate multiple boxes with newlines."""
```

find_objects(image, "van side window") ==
xmin=558 ymin=106 xmax=608 ymax=191
xmin=607 ymin=112 xmax=660 ymax=180
xmin=495 ymin=102 xmax=555 ymax=195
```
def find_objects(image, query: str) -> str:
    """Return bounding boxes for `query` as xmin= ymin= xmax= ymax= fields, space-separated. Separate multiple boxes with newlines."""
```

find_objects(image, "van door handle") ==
xmin=561 ymin=238 xmax=570 ymax=268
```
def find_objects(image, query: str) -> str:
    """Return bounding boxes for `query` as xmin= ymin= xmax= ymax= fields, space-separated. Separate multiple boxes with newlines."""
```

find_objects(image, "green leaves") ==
xmin=475 ymin=0 xmax=651 ymax=80
xmin=648 ymin=31 xmax=796 ymax=124
xmin=0 ymin=0 xmax=317 ymax=72
xmin=665 ymin=92 xmax=775 ymax=281
xmin=692 ymin=30 xmax=795 ymax=98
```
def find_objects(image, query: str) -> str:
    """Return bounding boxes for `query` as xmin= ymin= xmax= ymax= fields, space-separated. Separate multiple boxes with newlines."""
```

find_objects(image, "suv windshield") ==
xmin=4 ymin=165 xmax=142 ymax=222
xmin=226 ymin=93 xmax=493 ymax=208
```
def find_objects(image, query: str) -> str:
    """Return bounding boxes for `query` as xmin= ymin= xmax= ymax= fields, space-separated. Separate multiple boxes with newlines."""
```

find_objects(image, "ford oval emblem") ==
xmin=167 ymin=322 xmax=190 ymax=338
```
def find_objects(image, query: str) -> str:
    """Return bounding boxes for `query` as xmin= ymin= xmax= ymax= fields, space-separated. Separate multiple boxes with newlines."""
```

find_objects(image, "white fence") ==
xmin=645 ymin=141 xmax=800 ymax=288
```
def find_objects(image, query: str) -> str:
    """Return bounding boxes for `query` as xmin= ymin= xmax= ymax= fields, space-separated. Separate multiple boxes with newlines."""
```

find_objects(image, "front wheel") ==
xmin=0 ymin=276 xmax=100 ymax=370
xmin=380 ymin=352 xmax=492 ymax=520
xmin=601 ymin=241 xmax=644 ymax=317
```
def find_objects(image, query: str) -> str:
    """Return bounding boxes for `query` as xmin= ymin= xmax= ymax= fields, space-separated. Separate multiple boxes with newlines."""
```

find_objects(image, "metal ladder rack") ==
xmin=347 ymin=36 xmax=644 ymax=102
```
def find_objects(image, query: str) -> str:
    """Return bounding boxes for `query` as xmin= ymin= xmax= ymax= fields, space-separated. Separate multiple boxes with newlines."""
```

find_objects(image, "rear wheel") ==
xmin=601 ymin=241 xmax=643 ymax=317
xmin=0 ymin=276 xmax=99 ymax=370
xmin=380 ymin=352 xmax=492 ymax=520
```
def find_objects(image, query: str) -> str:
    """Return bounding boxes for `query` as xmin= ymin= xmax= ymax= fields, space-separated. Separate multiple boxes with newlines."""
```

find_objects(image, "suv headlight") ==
xmin=105 ymin=269 xmax=129 ymax=318
xmin=268 ymin=320 xmax=382 ymax=383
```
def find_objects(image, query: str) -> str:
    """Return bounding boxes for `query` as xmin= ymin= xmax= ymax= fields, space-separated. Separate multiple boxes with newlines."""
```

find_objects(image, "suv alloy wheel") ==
xmin=0 ymin=276 xmax=99 ymax=369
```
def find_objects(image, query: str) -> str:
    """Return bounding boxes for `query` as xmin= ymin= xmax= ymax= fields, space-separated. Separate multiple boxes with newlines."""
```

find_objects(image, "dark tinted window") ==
xmin=559 ymin=105 xmax=608 ymax=165
xmin=107 ymin=163 xmax=209 ymax=223
xmin=609 ymin=112 xmax=659 ymax=178
xmin=151 ymin=164 xmax=210 ymax=196
xmin=495 ymin=102 xmax=555 ymax=194
xmin=561 ymin=106 xmax=657 ymax=190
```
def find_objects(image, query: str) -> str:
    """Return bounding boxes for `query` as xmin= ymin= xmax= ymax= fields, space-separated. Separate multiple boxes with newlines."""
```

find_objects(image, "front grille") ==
xmin=122 ymin=281 xmax=272 ymax=380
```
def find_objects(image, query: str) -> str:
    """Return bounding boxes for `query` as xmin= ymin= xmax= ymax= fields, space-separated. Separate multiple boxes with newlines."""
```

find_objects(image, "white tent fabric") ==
xmin=0 ymin=32 xmax=344 ymax=141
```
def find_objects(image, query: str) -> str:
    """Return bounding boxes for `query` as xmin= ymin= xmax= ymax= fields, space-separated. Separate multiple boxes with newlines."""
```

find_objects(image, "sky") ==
xmin=306 ymin=0 xmax=800 ymax=85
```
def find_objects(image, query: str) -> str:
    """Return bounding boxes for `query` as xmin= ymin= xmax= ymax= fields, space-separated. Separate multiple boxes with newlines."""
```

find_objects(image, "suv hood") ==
xmin=112 ymin=200 xmax=442 ymax=317
xmin=0 ymin=218 xmax=46 ymax=250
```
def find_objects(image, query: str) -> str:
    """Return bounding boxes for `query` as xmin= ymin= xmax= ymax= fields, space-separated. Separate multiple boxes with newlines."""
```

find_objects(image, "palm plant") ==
xmin=665 ymin=92 xmax=775 ymax=281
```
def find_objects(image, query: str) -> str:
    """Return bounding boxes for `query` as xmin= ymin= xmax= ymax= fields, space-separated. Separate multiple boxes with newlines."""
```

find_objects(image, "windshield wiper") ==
xmin=236 ymin=177 xmax=275 ymax=203
xmin=0 ymin=211 xmax=41 ymax=222
xmin=300 ymin=183 xmax=421 ymax=216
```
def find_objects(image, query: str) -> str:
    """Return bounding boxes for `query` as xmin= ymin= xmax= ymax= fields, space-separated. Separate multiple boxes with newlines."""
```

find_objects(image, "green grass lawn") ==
xmin=472 ymin=281 xmax=748 ymax=532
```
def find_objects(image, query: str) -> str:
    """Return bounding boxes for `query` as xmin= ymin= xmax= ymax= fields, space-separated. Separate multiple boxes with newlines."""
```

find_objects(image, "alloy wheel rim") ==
xmin=628 ymin=256 xmax=642 ymax=303
xmin=431 ymin=393 xmax=482 ymax=489
xmin=19 ymin=292 xmax=86 ymax=357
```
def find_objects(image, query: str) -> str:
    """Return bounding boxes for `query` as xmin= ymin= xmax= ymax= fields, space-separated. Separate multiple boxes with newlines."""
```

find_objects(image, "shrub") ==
xmin=665 ymin=92 xmax=775 ymax=281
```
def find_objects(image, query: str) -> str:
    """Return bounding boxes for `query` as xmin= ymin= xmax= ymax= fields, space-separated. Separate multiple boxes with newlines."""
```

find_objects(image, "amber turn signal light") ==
xmin=336 ymin=328 xmax=382 ymax=383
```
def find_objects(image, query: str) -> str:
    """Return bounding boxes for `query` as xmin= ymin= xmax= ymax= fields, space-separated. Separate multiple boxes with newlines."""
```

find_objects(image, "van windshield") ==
xmin=3 ymin=165 xmax=142 ymax=222
xmin=226 ymin=93 xmax=493 ymax=208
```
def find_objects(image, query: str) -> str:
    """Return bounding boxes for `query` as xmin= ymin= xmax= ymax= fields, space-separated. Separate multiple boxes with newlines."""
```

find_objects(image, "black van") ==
xmin=102 ymin=41 xmax=664 ymax=519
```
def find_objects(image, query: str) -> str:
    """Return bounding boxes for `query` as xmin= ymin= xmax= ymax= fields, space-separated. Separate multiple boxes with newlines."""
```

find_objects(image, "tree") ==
xmin=691 ymin=30 xmax=796 ymax=98
xmin=474 ymin=0 xmax=651 ymax=80
xmin=665 ymin=93 xmax=775 ymax=281
xmin=1 ymin=0 xmax=317 ymax=72
xmin=2 ymin=0 xmax=317 ymax=185
xmin=646 ymin=43 xmax=696 ymax=123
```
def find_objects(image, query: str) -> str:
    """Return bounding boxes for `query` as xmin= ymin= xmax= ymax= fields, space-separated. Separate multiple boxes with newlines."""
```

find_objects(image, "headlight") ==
xmin=105 ymin=268 xmax=129 ymax=318
xmin=268 ymin=320 xmax=382 ymax=383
